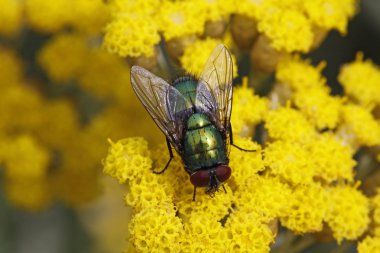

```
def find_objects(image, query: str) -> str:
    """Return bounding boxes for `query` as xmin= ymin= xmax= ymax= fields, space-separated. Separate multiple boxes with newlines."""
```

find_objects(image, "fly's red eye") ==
xmin=190 ymin=170 xmax=210 ymax=187
xmin=215 ymin=165 xmax=231 ymax=182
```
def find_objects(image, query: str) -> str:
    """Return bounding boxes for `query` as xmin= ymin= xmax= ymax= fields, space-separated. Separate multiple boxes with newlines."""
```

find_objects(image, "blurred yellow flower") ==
xmin=0 ymin=48 xmax=24 ymax=86
xmin=0 ymin=0 xmax=22 ymax=36
xmin=38 ymin=33 xmax=89 ymax=82
xmin=25 ymin=0 xmax=72 ymax=33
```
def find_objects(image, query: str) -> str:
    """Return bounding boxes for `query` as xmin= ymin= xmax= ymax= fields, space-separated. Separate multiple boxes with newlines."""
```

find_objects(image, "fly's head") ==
xmin=189 ymin=165 xmax=231 ymax=196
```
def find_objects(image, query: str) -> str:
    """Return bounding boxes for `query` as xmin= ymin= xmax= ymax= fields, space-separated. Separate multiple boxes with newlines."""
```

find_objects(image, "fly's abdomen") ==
xmin=183 ymin=113 xmax=227 ymax=171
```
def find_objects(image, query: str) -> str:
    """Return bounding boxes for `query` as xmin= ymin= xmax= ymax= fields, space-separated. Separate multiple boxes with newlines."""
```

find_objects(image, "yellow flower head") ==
xmin=77 ymin=48 xmax=131 ymax=99
xmin=35 ymin=99 xmax=80 ymax=149
xmin=0 ymin=48 xmax=23 ymax=86
xmin=265 ymin=106 xmax=317 ymax=143
xmin=228 ymin=136 xmax=264 ymax=188
xmin=303 ymin=0 xmax=357 ymax=34
xmin=234 ymin=175 xmax=292 ymax=223
xmin=103 ymin=137 xmax=152 ymax=184
xmin=339 ymin=53 xmax=380 ymax=106
xmin=231 ymin=78 xmax=269 ymax=137
xmin=157 ymin=1 xmax=206 ymax=40
xmin=340 ymin=104 xmax=380 ymax=147
xmin=129 ymin=206 xmax=183 ymax=253
xmin=281 ymin=183 xmax=328 ymax=233
xmin=103 ymin=136 xmax=277 ymax=252
xmin=371 ymin=189 xmax=380 ymax=236
xmin=264 ymin=141 xmax=316 ymax=185
xmin=4 ymin=178 xmax=53 ymax=212
xmin=103 ymin=14 xmax=160 ymax=57
xmin=180 ymin=38 xmax=238 ymax=77
xmin=293 ymin=86 xmax=343 ymax=130
xmin=224 ymin=211 xmax=275 ymax=253
xmin=196 ymin=0 xmax=234 ymax=22
xmin=358 ymin=236 xmax=380 ymax=253
xmin=53 ymin=163 xmax=100 ymax=207
xmin=325 ymin=185 xmax=370 ymax=243
xmin=38 ymin=33 xmax=89 ymax=83
xmin=71 ymin=0 xmax=108 ymax=35
xmin=107 ymin=0 xmax=161 ymax=18
xmin=181 ymin=213 xmax=228 ymax=252
xmin=276 ymin=55 xmax=326 ymax=91
xmin=309 ymin=133 xmax=356 ymax=183
xmin=0 ymin=85 xmax=44 ymax=132
xmin=0 ymin=0 xmax=22 ymax=36
xmin=0 ymin=135 xmax=52 ymax=211
xmin=25 ymin=0 xmax=72 ymax=33
xmin=0 ymin=135 xmax=50 ymax=180
xmin=258 ymin=8 xmax=314 ymax=53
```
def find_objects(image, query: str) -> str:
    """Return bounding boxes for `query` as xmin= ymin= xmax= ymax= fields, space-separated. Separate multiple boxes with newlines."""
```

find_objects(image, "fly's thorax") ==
xmin=182 ymin=113 xmax=227 ymax=171
xmin=173 ymin=76 xmax=198 ymax=107
xmin=186 ymin=113 xmax=211 ymax=130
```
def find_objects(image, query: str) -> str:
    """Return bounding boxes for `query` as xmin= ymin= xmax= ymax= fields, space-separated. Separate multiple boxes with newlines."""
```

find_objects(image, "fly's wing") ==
xmin=196 ymin=44 xmax=233 ymax=133
xmin=130 ymin=66 xmax=188 ymax=152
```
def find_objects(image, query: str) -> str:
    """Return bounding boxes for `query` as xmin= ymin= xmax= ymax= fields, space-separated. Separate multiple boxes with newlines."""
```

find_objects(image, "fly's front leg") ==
xmin=153 ymin=138 xmax=173 ymax=174
xmin=229 ymin=125 xmax=256 ymax=152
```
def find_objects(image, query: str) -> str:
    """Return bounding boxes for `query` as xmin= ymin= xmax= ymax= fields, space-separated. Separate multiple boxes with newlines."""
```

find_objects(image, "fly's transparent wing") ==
xmin=130 ymin=66 xmax=188 ymax=151
xmin=196 ymin=44 xmax=233 ymax=132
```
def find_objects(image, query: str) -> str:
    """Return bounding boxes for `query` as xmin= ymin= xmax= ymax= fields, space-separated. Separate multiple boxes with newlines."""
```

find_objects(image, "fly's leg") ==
xmin=222 ymin=184 xmax=227 ymax=194
xmin=153 ymin=138 xmax=173 ymax=174
xmin=229 ymin=125 xmax=256 ymax=152
xmin=192 ymin=186 xmax=197 ymax=201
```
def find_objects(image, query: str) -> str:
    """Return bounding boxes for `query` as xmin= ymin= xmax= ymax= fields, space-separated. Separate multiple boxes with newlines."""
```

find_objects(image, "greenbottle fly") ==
xmin=131 ymin=44 xmax=254 ymax=200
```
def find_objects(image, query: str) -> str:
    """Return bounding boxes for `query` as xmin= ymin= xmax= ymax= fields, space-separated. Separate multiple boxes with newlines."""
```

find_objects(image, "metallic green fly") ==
xmin=131 ymin=44 xmax=255 ymax=200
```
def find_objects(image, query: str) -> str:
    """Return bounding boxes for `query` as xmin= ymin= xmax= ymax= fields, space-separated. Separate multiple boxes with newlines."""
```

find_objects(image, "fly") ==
xmin=130 ymin=44 xmax=255 ymax=200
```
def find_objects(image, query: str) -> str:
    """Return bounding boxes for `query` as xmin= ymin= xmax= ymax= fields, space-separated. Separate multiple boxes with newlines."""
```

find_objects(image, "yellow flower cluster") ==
xmin=103 ymin=58 xmax=377 ymax=250
xmin=38 ymin=33 xmax=89 ymax=83
xmin=103 ymin=0 xmax=357 ymax=59
xmin=0 ymin=134 xmax=52 ymax=211
xmin=104 ymin=136 xmax=276 ymax=253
